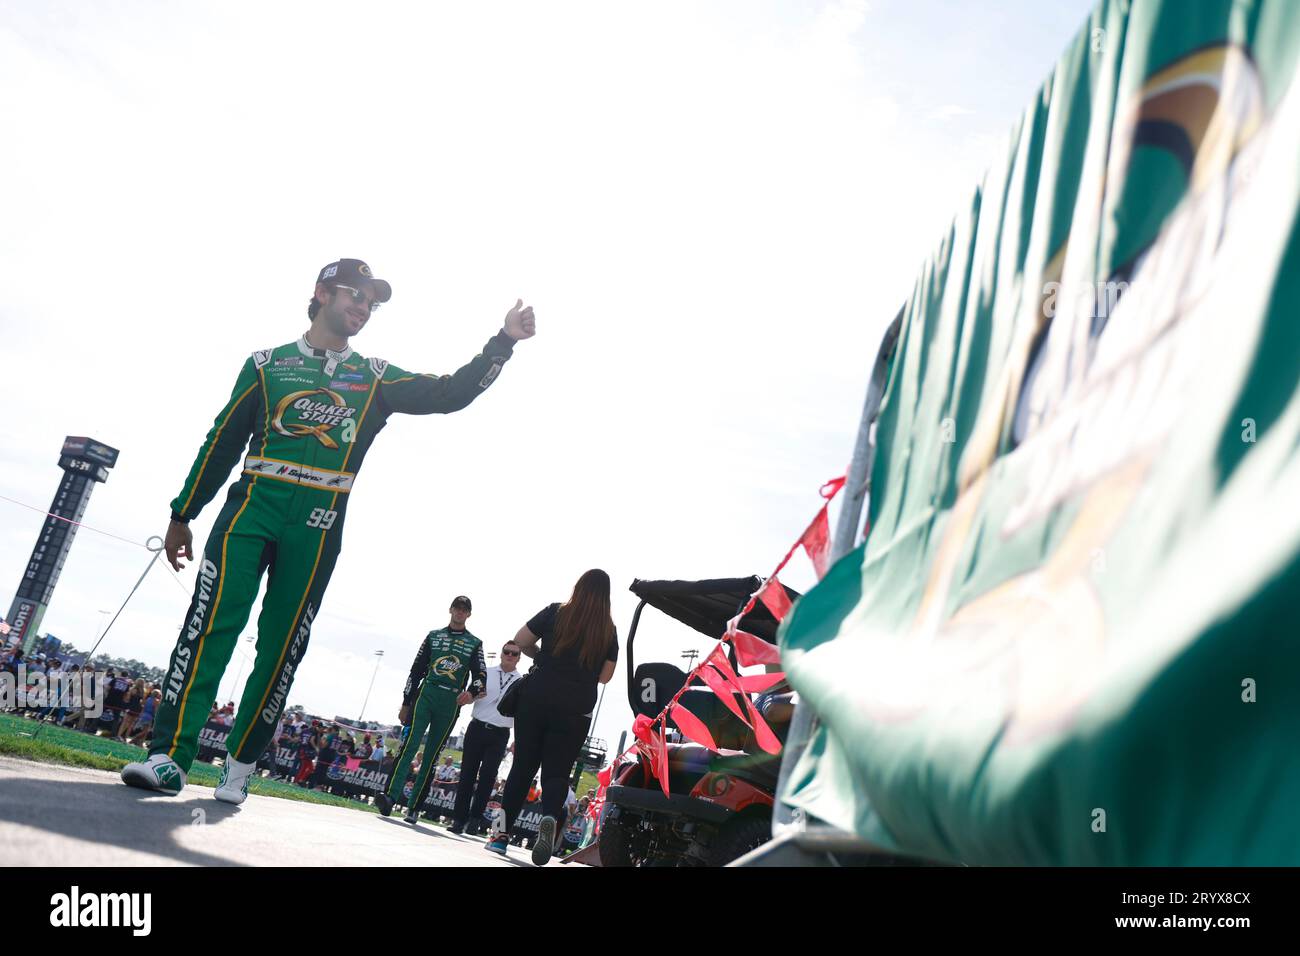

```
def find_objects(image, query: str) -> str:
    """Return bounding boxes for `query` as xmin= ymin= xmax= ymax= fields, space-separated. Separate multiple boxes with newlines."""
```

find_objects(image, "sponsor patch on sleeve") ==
xmin=479 ymin=363 xmax=502 ymax=389
xmin=253 ymin=349 xmax=273 ymax=369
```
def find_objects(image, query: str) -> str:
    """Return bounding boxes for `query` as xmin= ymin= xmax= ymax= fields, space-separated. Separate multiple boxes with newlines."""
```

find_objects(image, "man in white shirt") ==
xmin=448 ymin=639 xmax=520 ymax=835
xmin=434 ymin=756 xmax=459 ymax=789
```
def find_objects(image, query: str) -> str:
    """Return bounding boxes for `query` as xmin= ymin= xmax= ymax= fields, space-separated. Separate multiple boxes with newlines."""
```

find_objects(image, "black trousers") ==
xmin=311 ymin=753 xmax=337 ymax=788
xmin=452 ymin=718 xmax=510 ymax=827
xmin=501 ymin=682 xmax=589 ymax=833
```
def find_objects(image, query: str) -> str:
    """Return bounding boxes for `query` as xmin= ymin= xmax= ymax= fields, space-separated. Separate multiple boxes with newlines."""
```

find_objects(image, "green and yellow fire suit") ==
xmin=152 ymin=330 xmax=515 ymax=774
xmin=386 ymin=627 xmax=486 ymax=806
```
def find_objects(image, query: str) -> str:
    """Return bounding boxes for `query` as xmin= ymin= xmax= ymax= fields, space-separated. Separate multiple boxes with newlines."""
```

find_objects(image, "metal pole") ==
xmin=831 ymin=309 xmax=902 ymax=558
xmin=772 ymin=311 xmax=902 ymax=834
xmin=590 ymin=677 xmax=609 ymax=731
xmin=357 ymin=649 xmax=384 ymax=722
xmin=33 ymin=538 xmax=164 ymax=741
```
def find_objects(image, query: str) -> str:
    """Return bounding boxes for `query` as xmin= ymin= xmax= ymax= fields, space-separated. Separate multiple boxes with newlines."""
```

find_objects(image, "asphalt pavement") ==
xmin=0 ymin=755 xmax=547 ymax=867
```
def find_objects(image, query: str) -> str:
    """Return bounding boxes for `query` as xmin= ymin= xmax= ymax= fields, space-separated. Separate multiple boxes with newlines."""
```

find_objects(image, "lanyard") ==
xmin=498 ymin=670 xmax=516 ymax=695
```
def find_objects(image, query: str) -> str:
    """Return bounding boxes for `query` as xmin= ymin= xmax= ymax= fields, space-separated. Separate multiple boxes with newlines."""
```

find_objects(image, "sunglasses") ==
xmin=501 ymin=650 xmax=521 ymax=657
xmin=333 ymin=284 xmax=382 ymax=312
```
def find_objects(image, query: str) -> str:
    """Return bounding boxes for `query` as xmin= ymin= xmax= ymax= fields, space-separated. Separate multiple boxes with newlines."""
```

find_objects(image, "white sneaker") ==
xmin=214 ymin=755 xmax=257 ymax=805
xmin=121 ymin=754 xmax=187 ymax=795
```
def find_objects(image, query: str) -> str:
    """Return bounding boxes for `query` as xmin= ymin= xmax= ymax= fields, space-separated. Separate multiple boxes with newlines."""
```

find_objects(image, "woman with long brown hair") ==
xmin=115 ymin=678 xmax=148 ymax=741
xmin=485 ymin=569 xmax=618 ymax=864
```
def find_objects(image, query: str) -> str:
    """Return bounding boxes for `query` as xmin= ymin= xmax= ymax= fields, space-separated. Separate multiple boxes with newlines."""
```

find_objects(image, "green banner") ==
xmin=780 ymin=0 xmax=1300 ymax=865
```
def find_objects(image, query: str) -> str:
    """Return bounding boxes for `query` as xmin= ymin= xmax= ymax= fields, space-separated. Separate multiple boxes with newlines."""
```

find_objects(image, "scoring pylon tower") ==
xmin=6 ymin=436 xmax=119 ymax=653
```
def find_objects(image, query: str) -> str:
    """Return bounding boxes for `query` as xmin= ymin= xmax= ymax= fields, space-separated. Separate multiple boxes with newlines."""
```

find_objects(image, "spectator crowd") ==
xmin=2 ymin=641 xmax=598 ymax=857
xmin=1 ymin=646 xmax=162 ymax=744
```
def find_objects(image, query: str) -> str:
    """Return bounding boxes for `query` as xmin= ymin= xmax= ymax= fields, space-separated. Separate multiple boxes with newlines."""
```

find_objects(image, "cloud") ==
xmin=929 ymin=103 xmax=975 ymax=121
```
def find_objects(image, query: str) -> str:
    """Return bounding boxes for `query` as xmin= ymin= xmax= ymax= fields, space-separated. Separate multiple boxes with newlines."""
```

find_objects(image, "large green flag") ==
xmin=780 ymin=0 xmax=1300 ymax=865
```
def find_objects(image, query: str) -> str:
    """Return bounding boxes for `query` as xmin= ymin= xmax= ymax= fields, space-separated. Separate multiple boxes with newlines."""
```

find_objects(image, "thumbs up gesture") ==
xmin=503 ymin=299 xmax=536 ymax=341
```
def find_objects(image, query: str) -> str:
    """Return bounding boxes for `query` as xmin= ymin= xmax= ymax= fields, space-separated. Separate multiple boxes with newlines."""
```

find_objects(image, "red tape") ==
xmin=801 ymin=506 xmax=832 ymax=580
xmin=656 ymin=721 xmax=670 ymax=797
xmin=736 ymin=671 xmax=786 ymax=693
xmin=599 ymin=474 xmax=845 ymax=807
xmin=669 ymin=702 xmax=721 ymax=752
xmin=758 ymin=574 xmax=793 ymax=621
xmin=710 ymin=649 xmax=782 ymax=754
xmin=696 ymin=655 xmax=753 ymax=728
xmin=728 ymin=628 xmax=782 ymax=667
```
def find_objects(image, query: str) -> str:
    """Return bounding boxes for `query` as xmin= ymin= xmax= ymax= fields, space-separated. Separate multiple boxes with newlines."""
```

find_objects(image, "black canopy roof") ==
xmin=628 ymin=576 xmax=801 ymax=645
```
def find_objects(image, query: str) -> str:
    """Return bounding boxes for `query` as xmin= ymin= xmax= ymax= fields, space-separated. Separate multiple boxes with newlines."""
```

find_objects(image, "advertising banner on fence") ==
xmin=196 ymin=728 xmax=578 ymax=847
xmin=779 ymin=0 xmax=1300 ymax=865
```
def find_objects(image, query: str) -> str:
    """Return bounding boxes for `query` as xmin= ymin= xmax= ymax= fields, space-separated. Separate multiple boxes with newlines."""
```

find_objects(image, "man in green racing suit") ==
xmin=121 ymin=258 xmax=535 ymax=804
xmin=376 ymin=594 xmax=486 ymax=822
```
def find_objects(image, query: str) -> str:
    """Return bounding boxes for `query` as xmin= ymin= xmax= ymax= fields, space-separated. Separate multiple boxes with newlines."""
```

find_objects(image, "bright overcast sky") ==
xmin=0 ymin=0 xmax=1094 ymax=754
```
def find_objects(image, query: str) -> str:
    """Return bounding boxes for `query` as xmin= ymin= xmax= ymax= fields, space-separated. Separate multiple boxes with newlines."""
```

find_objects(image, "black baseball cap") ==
xmin=316 ymin=259 xmax=392 ymax=304
xmin=450 ymin=595 xmax=472 ymax=611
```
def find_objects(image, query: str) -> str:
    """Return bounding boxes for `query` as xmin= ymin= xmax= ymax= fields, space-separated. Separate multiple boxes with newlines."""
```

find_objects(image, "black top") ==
xmin=104 ymin=675 xmax=132 ymax=709
xmin=526 ymin=603 xmax=619 ymax=710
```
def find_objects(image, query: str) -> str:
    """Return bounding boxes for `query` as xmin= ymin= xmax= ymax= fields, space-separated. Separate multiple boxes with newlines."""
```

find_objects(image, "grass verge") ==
xmin=0 ymin=713 xmax=379 ymax=811
xmin=1 ymin=713 xmax=604 ymax=805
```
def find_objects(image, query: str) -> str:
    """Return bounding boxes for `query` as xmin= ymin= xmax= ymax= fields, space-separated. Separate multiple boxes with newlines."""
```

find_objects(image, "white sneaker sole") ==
xmin=213 ymin=787 xmax=248 ymax=805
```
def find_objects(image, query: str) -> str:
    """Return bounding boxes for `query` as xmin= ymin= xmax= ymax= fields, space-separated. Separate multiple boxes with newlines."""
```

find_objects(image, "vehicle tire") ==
xmin=597 ymin=815 xmax=637 ymax=867
xmin=704 ymin=814 xmax=771 ymax=867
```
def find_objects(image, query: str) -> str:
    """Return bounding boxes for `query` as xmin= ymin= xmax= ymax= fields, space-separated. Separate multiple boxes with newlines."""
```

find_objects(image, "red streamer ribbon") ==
xmin=820 ymin=475 xmax=847 ymax=499
xmin=725 ymin=474 xmax=846 ymax=639
xmin=669 ymin=701 xmax=721 ymax=752
xmin=801 ymin=506 xmax=833 ymax=580
xmin=595 ymin=475 xmax=846 ymax=811
xmin=758 ymin=574 xmax=793 ymax=621
xmin=631 ymin=713 xmax=666 ymax=790
xmin=709 ymin=648 xmax=782 ymax=754
xmin=728 ymin=628 xmax=782 ymax=667
xmin=696 ymin=655 xmax=754 ymax=728
xmin=656 ymin=720 xmax=670 ymax=797
xmin=632 ymin=713 xmax=655 ymax=744
xmin=735 ymin=671 xmax=786 ymax=693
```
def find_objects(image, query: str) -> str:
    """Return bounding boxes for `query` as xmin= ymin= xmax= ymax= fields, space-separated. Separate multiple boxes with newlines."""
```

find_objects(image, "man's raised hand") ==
xmin=503 ymin=299 xmax=536 ymax=341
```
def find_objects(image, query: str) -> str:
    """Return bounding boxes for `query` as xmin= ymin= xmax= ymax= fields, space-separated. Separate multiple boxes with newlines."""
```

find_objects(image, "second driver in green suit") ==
xmin=376 ymin=595 xmax=486 ymax=821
